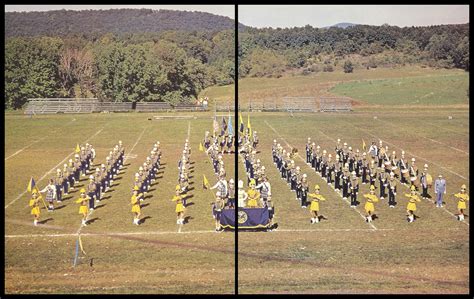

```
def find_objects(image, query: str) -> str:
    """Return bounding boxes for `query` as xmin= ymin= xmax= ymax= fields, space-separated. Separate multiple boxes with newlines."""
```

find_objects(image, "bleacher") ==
xmin=173 ymin=103 xmax=207 ymax=112
xmin=135 ymin=102 xmax=172 ymax=112
xmin=216 ymin=102 xmax=234 ymax=112
xmin=282 ymin=97 xmax=317 ymax=112
xmin=95 ymin=102 xmax=133 ymax=112
xmin=24 ymin=98 xmax=98 ymax=114
xmin=319 ymin=97 xmax=352 ymax=112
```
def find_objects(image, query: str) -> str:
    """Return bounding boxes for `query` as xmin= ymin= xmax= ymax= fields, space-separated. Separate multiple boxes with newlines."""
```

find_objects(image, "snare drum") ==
xmin=411 ymin=176 xmax=420 ymax=188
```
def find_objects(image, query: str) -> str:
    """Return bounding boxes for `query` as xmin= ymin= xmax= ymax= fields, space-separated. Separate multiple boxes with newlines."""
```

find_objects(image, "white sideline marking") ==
xmin=264 ymin=120 xmax=377 ymax=230
xmin=187 ymin=121 xmax=191 ymax=139
xmin=5 ymin=127 xmax=105 ymax=209
xmin=5 ymin=119 xmax=76 ymax=161
xmin=348 ymin=122 xmax=468 ymax=180
xmin=77 ymin=125 xmax=149 ymax=235
xmin=375 ymin=118 xmax=468 ymax=155
xmin=6 ymin=230 xmax=221 ymax=238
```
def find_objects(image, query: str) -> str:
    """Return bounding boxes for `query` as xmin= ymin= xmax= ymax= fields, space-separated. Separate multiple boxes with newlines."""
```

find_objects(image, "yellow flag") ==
xmin=362 ymin=139 xmax=366 ymax=151
xmin=247 ymin=113 xmax=252 ymax=138
xmin=199 ymin=142 xmax=204 ymax=152
xmin=78 ymin=234 xmax=86 ymax=255
xmin=203 ymin=174 xmax=210 ymax=189
xmin=27 ymin=177 xmax=39 ymax=194
xmin=75 ymin=144 xmax=81 ymax=153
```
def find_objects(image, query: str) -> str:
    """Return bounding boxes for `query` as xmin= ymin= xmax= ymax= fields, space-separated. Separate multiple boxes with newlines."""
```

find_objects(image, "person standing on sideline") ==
xmin=434 ymin=174 xmax=446 ymax=208
xmin=454 ymin=184 xmax=469 ymax=221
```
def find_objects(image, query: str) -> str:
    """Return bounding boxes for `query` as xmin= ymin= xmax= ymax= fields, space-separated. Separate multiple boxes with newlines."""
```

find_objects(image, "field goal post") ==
xmin=319 ymin=96 xmax=352 ymax=112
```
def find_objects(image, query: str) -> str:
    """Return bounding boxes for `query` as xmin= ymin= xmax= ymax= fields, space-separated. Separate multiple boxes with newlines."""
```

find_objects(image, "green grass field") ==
xmin=237 ymin=110 xmax=469 ymax=294
xmin=5 ymin=112 xmax=235 ymax=294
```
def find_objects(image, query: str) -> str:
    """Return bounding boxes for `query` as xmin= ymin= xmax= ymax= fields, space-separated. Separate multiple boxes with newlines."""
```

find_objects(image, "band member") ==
xmin=434 ymin=174 xmax=446 ymax=208
xmin=213 ymin=191 xmax=225 ymax=231
xmin=334 ymin=155 xmax=342 ymax=191
xmin=227 ymin=179 xmax=235 ymax=208
xmin=306 ymin=137 xmax=312 ymax=163
xmin=377 ymin=140 xmax=385 ymax=167
xmin=131 ymin=186 xmax=143 ymax=225
xmin=308 ymin=184 xmax=325 ymax=224
xmin=75 ymin=188 xmax=89 ymax=226
xmin=454 ymin=184 xmax=469 ymax=221
xmin=54 ymin=169 xmax=63 ymax=203
xmin=256 ymin=176 xmax=271 ymax=208
xmin=29 ymin=190 xmax=41 ymax=226
xmin=420 ymin=164 xmax=430 ymax=200
xmin=172 ymin=185 xmax=185 ymax=225
xmin=267 ymin=195 xmax=275 ymax=227
xmin=409 ymin=158 xmax=419 ymax=190
xmin=326 ymin=154 xmax=334 ymax=184
xmin=40 ymin=179 xmax=56 ymax=211
xmin=354 ymin=149 xmax=361 ymax=176
xmin=378 ymin=167 xmax=388 ymax=200
xmin=341 ymin=164 xmax=350 ymax=200
xmin=405 ymin=185 xmax=421 ymax=223
xmin=388 ymin=172 xmax=397 ymax=207
xmin=300 ymin=174 xmax=309 ymax=208
xmin=349 ymin=171 xmax=359 ymax=207
xmin=335 ymin=138 xmax=342 ymax=157
xmin=363 ymin=185 xmax=379 ymax=222
xmin=368 ymin=141 xmax=378 ymax=159
xmin=238 ymin=180 xmax=248 ymax=209
xmin=341 ymin=142 xmax=349 ymax=164
xmin=246 ymin=179 xmax=260 ymax=208
xmin=314 ymin=145 xmax=321 ymax=171
xmin=369 ymin=159 xmax=377 ymax=188
xmin=361 ymin=152 xmax=369 ymax=184
xmin=321 ymin=150 xmax=328 ymax=178
xmin=347 ymin=147 xmax=355 ymax=172
xmin=398 ymin=151 xmax=408 ymax=184
xmin=252 ymin=131 xmax=259 ymax=149
xmin=86 ymin=175 xmax=96 ymax=210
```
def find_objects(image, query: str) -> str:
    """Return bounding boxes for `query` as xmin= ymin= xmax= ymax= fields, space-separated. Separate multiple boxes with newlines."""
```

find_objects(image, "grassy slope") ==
xmin=5 ymin=112 xmax=235 ymax=294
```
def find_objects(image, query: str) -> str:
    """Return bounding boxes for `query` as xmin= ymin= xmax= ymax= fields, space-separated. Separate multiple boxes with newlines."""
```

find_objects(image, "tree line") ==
xmin=238 ymin=23 xmax=469 ymax=78
xmin=5 ymin=30 xmax=234 ymax=109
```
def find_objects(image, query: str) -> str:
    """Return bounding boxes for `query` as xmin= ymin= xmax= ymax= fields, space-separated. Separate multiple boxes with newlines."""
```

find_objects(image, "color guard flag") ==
xmin=228 ymin=114 xmax=233 ymax=136
xmin=203 ymin=174 xmax=210 ymax=189
xmin=362 ymin=139 xmax=367 ymax=151
xmin=221 ymin=116 xmax=227 ymax=136
xmin=27 ymin=177 xmax=39 ymax=193
xmin=199 ymin=142 xmax=204 ymax=152
xmin=75 ymin=144 xmax=81 ymax=153
xmin=213 ymin=116 xmax=219 ymax=136
xmin=239 ymin=112 xmax=244 ymax=133
xmin=247 ymin=113 xmax=252 ymax=138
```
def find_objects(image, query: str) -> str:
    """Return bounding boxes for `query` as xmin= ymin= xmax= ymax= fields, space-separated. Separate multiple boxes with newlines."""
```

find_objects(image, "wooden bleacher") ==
xmin=135 ymin=102 xmax=172 ymax=112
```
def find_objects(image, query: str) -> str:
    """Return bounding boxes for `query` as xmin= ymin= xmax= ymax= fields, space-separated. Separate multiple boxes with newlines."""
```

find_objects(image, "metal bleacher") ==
xmin=173 ymin=103 xmax=207 ymax=112
xmin=320 ymin=97 xmax=352 ymax=112
xmin=132 ymin=102 xmax=172 ymax=112
xmin=24 ymin=98 xmax=98 ymax=114
xmin=282 ymin=97 xmax=317 ymax=112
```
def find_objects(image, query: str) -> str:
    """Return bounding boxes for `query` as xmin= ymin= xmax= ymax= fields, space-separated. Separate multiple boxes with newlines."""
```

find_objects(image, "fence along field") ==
xmin=5 ymin=112 xmax=235 ymax=294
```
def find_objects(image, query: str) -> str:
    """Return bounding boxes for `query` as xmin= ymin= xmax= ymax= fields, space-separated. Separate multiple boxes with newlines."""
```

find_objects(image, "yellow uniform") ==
xmin=405 ymin=193 xmax=421 ymax=211
xmin=363 ymin=193 xmax=379 ymax=213
xmin=131 ymin=194 xmax=141 ymax=213
xmin=246 ymin=189 xmax=260 ymax=208
xmin=455 ymin=193 xmax=469 ymax=210
xmin=172 ymin=195 xmax=184 ymax=213
xmin=76 ymin=196 xmax=89 ymax=216
xmin=308 ymin=193 xmax=325 ymax=211
xmin=29 ymin=197 xmax=40 ymax=216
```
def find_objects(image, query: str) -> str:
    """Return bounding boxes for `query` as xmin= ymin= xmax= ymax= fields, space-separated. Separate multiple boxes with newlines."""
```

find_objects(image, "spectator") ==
xmin=203 ymin=97 xmax=208 ymax=109
xmin=434 ymin=174 xmax=446 ymax=207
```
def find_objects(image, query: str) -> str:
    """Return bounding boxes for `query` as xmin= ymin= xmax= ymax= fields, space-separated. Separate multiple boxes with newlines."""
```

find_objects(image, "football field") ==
xmin=5 ymin=112 xmax=235 ymax=294
xmin=238 ymin=108 xmax=469 ymax=294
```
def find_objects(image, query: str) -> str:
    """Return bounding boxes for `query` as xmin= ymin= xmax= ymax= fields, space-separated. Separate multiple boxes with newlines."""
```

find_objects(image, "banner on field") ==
xmin=220 ymin=207 xmax=270 ymax=229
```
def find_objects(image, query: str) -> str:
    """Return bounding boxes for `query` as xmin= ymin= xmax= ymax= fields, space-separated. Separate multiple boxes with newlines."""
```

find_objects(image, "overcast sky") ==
xmin=5 ymin=5 xmax=235 ymax=19
xmin=239 ymin=5 xmax=469 ymax=28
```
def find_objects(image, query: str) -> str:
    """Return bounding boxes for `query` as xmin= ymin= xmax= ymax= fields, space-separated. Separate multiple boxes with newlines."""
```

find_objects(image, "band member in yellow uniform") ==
xmin=75 ymin=188 xmax=89 ymax=226
xmin=405 ymin=185 xmax=421 ymax=223
xmin=363 ymin=185 xmax=379 ymax=222
xmin=172 ymin=185 xmax=185 ymax=224
xmin=308 ymin=184 xmax=326 ymax=224
xmin=29 ymin=190 xmax=41 ymax=226
xmin=246 ymin=179 xmax=260 ymax=208
xmin=131 ymin=186 xmax=143 ymax=225
xmin=454 ymin=184 xmax=469 ymax=221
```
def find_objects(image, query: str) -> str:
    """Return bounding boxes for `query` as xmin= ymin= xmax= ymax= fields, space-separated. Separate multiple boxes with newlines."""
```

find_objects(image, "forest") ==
xmin=5 ymin=9 xmax=235 ymax=109
xmin=238 ymin=23 xmax=469 ymax=78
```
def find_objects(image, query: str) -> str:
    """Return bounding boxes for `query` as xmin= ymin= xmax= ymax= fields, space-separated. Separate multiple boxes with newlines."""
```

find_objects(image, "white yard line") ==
xmin=5 ymin=119 xmax=76 ymax=161
xmin=264 ymin=120 xmax=377 ymax=230
xmin=375 ymin=118 xmax=468 ymax=155
xmin=187 ymin=121 xmax=191 ymax=139
xmin=5 ymin=127 xmax=105 ymax=209
xmin=347 ymin=122 xmax=468 ymax=180
xmin=77 ymin=125 xmax=149 ymax=235
xmin=424 ymin=121 xmax=468 ymax=137
xmin=6 ymin=230 xmax=221 ymax=238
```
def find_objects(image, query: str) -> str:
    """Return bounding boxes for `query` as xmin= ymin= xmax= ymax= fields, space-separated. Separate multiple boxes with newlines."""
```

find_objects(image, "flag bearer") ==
xmin=76 ymin=188 xmax=89 ymax=226
xmin=131 ymin=186 xmax=142 ymax=225
xmin=29 ymin=190 xmax=41 ymax=226
xmin=172 ymin=185 xmax=185 ymax=225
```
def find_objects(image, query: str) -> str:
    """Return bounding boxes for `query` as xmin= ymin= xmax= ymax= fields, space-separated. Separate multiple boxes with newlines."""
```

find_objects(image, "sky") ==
xmin=4 ymin=5 xmax=235 ymax=19
xmin=239 ymin=5 xmax=469 ymax=28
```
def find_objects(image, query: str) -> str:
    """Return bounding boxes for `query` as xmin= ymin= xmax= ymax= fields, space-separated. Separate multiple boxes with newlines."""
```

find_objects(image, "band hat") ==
xmin=314 ymin=184 xmax=320 ymax=190
xmin=410 ymin=185 xmax=416 ymax=191
xmin=461 ymin=184 xmax=466 ymax=189
xmin=438 ymin=174 xmax=442 ymax=178
xmin=370 ymin=185 xmax=375 ymax=190
xmin=80 ymin=188 xmax=86 ymax=193
xmin=411 ymin=158 xmax=416 ymax=162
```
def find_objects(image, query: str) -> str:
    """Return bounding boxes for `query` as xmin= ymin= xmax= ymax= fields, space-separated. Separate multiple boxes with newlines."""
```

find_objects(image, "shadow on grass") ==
xmin=183 ymin=216 xmax=193 ymax=224
xmin=54 ymin=205 xmax=67 ymax=210
xmin=38 ymin=217 xmax=53 ymax=224
xmin=94 ymin=204 xmax=106 ymax=210
xmin=141 ymin=203 xmax=150 ymax=208
xmin=140 ymin=216 xmax=152 ymax=224
xmin=87 ymin=217 xmax=100 ymax=225
xmin=185 ymin=202 xmax=195 ymax=207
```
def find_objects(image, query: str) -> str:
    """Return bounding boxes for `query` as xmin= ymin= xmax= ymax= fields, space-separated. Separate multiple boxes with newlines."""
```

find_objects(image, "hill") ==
xmin=5 ymin=8 xmax=239 ymax=38
xmin=323 ymin=22 xmax=358 ymax=29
